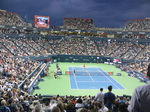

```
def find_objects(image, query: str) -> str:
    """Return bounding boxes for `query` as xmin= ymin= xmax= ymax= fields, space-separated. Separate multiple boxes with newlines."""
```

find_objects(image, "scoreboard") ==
xmin=34 ymin=15 xmax=50 ymax=28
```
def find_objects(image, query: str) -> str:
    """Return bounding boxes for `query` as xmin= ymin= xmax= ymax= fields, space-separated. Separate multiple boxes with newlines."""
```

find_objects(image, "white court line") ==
xmin=96 ymin=67 xmax=120 ymax=89
xmin=99 ymin=68 xmax=126 ymax=89
xmin=72 ymin=67 xmax=79 ymax=89
xmin=77 ymin=81 xmax=110 ymax=82
xmin=84 ymin=69 xmax=95 ymax=82
xmin=68 ymin=67 xmax=72 ymax=90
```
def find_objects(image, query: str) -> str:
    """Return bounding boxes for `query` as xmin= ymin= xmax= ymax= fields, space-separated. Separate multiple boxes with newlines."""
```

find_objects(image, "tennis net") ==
xmin=66 ymin=71 xmax=113 ymax=76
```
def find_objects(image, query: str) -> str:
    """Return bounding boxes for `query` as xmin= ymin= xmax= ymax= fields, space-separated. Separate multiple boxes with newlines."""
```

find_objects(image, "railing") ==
xmin=18 ymin=63 xmax=45 ymax=92
xmin=27 ymin=63 xmax=46 ymax=93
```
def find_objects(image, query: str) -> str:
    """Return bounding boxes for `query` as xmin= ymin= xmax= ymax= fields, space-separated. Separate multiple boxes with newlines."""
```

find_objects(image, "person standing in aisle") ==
xmin=128 ymin=64 xmax=150 ymax=112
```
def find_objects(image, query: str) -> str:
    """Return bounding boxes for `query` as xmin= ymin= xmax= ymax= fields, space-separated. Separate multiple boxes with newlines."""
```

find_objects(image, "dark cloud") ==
xmin=1 ymin=0 xmax=150 ymax=27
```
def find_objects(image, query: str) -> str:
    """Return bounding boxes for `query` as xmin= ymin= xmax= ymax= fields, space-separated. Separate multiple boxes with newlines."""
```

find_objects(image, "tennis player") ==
xmin=83 ymin=64 xmax=86 ymax=69
xmin=74 ymin=69 xmax=76 ymax=74
xmin=54 ymin=70 xmax=58 ymax=79
xmin=56 ymin=63 xmax=59 ymax=69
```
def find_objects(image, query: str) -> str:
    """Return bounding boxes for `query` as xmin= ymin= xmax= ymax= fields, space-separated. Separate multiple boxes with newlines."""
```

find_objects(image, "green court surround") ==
xmin=33 ymin=62 xmax=145 ymax=96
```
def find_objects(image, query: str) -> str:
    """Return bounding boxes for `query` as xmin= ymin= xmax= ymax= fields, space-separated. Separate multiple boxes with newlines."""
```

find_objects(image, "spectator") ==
xmin=76 ymin=108 xmax=88 ymax=112
xmin=104 ymin=86 xmax=116 ymax=111
xmin=0 ymin=99 xmax=11 ymax=112
xmin=51 ymin=106 xmax=61 ymax=112
xmin=118 ymin=103 xmax=128 ymax=112
xmin=30 ymin=100 xmax=40 ymax=111
xmin=75 ymin=97 xmax=85 ymax=109
xmin=128 ymin=64 xmax=150 ymax=112
xmin=66 ymin=100 xmax=76 ymax=112
xmin=96 ymin=102 xmax=109 ymax=112
xmin=119 ymin=97 xmax=126 ymax=104
xmin=7 ymin=98 xmax=18 ymax=112
xmin=57 ymin=102 xmax=65 ymax=112
xmin=95 ymin=88 xmax=104 ymax=104
xmin=42 ymin=101 xmax=51 ymax=112
xmin=32 ymin=103 xmax=44 ymax=112
xmin=50 ymin=100 xmax=57 ymax=111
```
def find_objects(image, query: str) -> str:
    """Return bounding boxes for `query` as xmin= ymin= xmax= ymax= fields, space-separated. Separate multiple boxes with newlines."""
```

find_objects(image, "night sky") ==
xmin=1 ymin=0 xmax=150 ymax=28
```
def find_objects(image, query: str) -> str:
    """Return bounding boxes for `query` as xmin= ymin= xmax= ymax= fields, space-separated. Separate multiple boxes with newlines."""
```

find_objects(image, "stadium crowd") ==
xmin=64 ymin=18 xmax=94 ymax=30
xmin=1 ymin=34 xmax=149 ymax=112
xmin=0 ymin=85 xmax=131 ymax=112
xmin=0 ymin=11 xmax=26 ymax=27
xmin=0 ymin=43 xmax=43 ymax=111
xmin=0 ymin=10 xmax=150 ymax=112
xmin=1 ymin=37 xmax=149 ymax=62
xmin=115 ymin=61 xmax=149 ymax=82
xmin=0 ymin=36 xmax=149 ymax=112
xmin=125 ymin=18 xmax=150 ymax=31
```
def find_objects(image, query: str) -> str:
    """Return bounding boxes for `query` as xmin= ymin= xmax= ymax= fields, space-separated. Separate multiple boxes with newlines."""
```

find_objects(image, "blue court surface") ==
xmin=69 ymin=67 xmax=125 ymax=90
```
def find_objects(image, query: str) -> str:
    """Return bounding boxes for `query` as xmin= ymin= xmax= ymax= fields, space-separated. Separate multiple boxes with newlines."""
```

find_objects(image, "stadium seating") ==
xmin=0 ymin=37 xmax=149 ymax=62
xmin=125 ymin=18 xmax=150 ymax=31
xmin=0 ymin=10 xmax=150 ymax=112
xmin=64 ymin=17 xmax=94 ymax=30
xmin=0 ymin=10 xmax=26 ymax=27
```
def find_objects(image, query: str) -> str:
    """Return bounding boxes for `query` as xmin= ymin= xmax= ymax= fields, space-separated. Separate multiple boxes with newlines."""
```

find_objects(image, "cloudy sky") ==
xmin=1 ymin=0 xmax=150 ymax=28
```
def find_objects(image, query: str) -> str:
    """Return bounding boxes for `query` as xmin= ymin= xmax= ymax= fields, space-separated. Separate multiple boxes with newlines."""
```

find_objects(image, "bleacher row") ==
xmin=0 ymin=36 xmax=149 ymax=111
xmin=0 ymin=37 xmax=149 ymax=62
xmin=125 ymin=19 xmax=150 ymax=31
xmin=1 ymin=9 xmax=150 ymax=32
xmin=115 ymin=62 xmax=149 ymax=82
xmin=64 ymin=17 xmax=94 ymax=30
xmin=0 ymin=10 xmax=27 ymax=27
xmin=0 ymin=42 xmax=45 ymax=111
xmin=0 ymin=10 xmax=150 ymax=112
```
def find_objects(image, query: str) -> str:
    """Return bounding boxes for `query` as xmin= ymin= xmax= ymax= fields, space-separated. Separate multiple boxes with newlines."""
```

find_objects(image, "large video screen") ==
xmin=34 ymin=15 xmax=50 ymax=28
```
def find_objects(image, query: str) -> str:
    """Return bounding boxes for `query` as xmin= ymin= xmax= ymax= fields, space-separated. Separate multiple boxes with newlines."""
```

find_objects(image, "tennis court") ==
xmin=33 ymin=63 xmax=145 ymax=96
xmin=69 ymin=67 xmax=125 ymax=89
